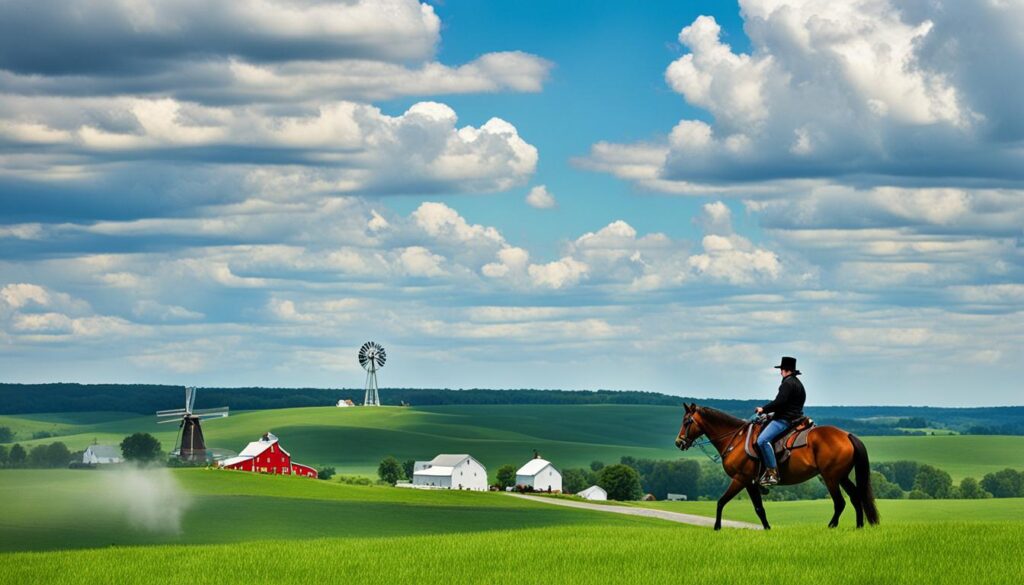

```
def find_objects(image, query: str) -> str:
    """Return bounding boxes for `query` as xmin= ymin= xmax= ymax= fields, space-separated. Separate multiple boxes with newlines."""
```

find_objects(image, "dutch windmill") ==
xmin=156 ymin=387 xmax=229 ymax=461
xmin=358 ymin=341 xmax=386 ymax=406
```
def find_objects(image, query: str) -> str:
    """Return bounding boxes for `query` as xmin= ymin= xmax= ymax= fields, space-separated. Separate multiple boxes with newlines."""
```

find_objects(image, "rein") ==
xmin=683 ymin=414 xmax=750 ymax=464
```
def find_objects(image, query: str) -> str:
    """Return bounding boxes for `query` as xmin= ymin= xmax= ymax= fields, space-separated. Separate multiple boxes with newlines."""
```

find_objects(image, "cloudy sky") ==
xmin=1 ymin=0 xmax=1021 ymax=406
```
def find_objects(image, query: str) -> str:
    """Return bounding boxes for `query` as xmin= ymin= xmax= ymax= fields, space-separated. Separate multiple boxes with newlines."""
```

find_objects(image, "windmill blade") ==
xmin=197 ymin=412 xmax=229 ymax=420
xmin=156 ymin=408 xmax=187 ymax=416
xmin=186 ymin=386 xmax=197 ymax=413
xmin=157 ymin=417 xmax=185 ymax=424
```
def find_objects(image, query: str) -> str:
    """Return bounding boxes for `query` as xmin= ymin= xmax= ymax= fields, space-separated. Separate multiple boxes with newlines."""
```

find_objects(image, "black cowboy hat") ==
xmin=774 ymin=356 xmax=801 ymax=375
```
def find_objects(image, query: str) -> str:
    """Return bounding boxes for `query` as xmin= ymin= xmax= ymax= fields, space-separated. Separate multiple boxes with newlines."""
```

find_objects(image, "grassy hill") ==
xmin=0 ymin=469 xmax=1022 ymax=585
xmin=3 ymin=405 xmax=1023 ymax=479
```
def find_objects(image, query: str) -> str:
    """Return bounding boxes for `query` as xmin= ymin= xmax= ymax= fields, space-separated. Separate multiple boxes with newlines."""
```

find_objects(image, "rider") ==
xmin=754 ymin=356 xmax=806 ymax=486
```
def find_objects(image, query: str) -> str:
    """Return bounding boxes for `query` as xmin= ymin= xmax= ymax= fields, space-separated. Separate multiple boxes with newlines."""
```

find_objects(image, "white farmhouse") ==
xmin=83 ymin=445 xmax=122 ymax=465
xmin=412 ymin=454 xmax=488 ymax=491
xmin=516 ymin=457 xmax=562 ymax=492
xmin=577 ymin=485 xmax=607 ymax=500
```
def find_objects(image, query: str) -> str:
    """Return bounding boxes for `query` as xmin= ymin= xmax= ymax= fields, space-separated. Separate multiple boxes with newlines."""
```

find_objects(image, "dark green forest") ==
xmin=1 ymin=383 xmax=1021 ymax=435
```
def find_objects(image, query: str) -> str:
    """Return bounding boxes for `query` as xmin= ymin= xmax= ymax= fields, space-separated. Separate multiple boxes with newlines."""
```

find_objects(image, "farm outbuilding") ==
xmin=577 ymin=485 xmax=607 ymax=500
xmin=82 ymin=445 xmax=122 ymax=465
xmin=336 ymin=399 xmax=355 ymax=407
xmin=219 ymin=432 xmax=317 ymax=478
xmin=516 ymin=456 xmax=562 ymax=492
xmin=412 ymin=454 xmax=487 ymax=491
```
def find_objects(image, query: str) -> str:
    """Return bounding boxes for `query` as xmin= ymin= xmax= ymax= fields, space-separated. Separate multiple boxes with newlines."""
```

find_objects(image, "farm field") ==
xmin=5 ymin=405 xmax=1024 ymax=480
xmin=3 ymin=405 xmax=1023 ymax=479
xmin=1 ymin=469 xmax=1022 ymax=585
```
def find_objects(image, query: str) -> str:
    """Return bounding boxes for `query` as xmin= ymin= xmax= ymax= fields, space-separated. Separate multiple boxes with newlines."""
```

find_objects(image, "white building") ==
xmin=336 ymin=399 xmax=355 ymax=407
xmin=577 ymin=485 xmax=607 ymax=501
xmin=83 ymin=445 xmax=122 ymax=465
xmin=516 ymin=457 xmax=562 ymax=492
xmin=412 ymin=454 xmax=488 ymax=491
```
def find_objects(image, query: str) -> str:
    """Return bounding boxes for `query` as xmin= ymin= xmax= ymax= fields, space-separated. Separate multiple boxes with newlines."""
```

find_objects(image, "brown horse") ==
xmin=675 ymin=403 xmax=879 ymax=530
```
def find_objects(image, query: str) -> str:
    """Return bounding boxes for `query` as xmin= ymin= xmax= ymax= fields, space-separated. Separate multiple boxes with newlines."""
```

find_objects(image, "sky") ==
xmin=0 ymin=0 xmax=1022 ymax=406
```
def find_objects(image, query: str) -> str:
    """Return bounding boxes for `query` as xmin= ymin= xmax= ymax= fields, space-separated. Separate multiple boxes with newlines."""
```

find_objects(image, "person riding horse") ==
xmin=754 ymin=356 xmax=806 ymax=486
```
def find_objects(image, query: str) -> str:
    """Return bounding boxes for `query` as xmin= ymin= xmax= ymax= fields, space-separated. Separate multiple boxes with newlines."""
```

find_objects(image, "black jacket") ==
xmin=762 ymin=374 xmax=806 ymax=422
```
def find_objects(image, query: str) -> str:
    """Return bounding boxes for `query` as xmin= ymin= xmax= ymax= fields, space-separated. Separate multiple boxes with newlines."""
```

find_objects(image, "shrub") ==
xmin=597 ymin=464 xmax=643 ymax=501
xmin=377 ymin=456 xmax=404 ymax=485
xmin=337 ymin=475 xmax=373 ymax=486
xmin=317 ymin=466 xmax=336 ymax=481
xmin=120 ymin=433 xmax=162 ymax=462
xmin=956 ymin=477 xmax=991 ymax=499
xmin=913 ymin=464 xmax=954 ymax=499
xmin=495 ymin=464 xmax=517 ymax=489
xmin=870 ymin=471 xmax=905 ymax=499
xmin=980 ymin=468 xmax=1024 ymax=498
xmin=0 ymin=426 xmax=14 ymax=443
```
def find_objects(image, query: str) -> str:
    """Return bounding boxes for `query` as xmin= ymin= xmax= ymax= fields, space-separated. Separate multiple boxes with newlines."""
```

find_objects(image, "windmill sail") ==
xmin=154 ymin=387 xmax=229 ymax=461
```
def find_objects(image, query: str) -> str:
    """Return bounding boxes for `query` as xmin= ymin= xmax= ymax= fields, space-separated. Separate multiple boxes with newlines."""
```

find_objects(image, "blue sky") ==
xmin=0 ymin=0 xmax=1021 ymax=406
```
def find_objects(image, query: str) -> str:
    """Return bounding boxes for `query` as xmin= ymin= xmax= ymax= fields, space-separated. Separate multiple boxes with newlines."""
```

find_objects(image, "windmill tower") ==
xmin=358 ymin=341 xmax=386 ymax=406
xmin=156 ymin=387 xmax=229 ymax=461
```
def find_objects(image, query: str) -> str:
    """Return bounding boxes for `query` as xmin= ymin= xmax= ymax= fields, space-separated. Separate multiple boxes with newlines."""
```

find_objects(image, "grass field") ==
xmin=3 ymin=405 xmax=1022 ymax=480
xmin=1 ymin=469 xmax=1022 ymax=585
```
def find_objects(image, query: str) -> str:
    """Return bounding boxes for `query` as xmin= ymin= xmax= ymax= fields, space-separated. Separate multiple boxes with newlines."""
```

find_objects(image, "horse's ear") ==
xmin=688 ymin=402 xmax=697 ymax=411
xmin=683 ymin=403 xmax=692 ymax=412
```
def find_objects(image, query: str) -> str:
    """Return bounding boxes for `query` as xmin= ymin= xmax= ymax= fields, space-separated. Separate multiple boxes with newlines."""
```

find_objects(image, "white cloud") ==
xmin=527 ymin=257 xmax=589 ymax=289
xmin=525 ymin=185 xmax=557 ymax=209
xmin=399 ymin=246 xmax=446 ymax=277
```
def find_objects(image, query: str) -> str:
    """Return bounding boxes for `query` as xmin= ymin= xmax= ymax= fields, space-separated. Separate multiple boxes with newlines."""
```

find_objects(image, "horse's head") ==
xmin=675 ymin=403 xmax=705 ymax=451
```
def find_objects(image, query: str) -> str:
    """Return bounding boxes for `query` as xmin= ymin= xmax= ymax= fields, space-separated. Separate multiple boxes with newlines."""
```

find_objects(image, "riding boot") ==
xmin=760 ymin=468 xmax=780 ymax=486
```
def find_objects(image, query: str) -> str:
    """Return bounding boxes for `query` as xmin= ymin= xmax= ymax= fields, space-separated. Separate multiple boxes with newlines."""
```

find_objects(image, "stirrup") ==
xmin=759 ymin=470 xmax=779 ymax=486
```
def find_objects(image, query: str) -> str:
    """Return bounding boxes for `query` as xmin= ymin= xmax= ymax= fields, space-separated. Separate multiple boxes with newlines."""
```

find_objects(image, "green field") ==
xmin=3 ymin=405 xmax=1022 ymax=479
xmin=1 ymin=469 xmax=1022 ymax=585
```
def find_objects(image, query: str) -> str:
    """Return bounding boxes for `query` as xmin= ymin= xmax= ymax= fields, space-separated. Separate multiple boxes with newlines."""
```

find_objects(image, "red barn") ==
xmin=219 ymin=432 xmax=318 ymax=478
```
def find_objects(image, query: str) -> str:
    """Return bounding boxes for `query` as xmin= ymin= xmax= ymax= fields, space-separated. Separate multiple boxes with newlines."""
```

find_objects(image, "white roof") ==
xmin=237 ymin=433 xmax=290 ymax=458
xmin=415 ymin=466 xmax=455 ymax=477
xmin=220 ymin=456 xmax=250 ymax=467
xmin=85 ymin=445 xmax=120 ymax=459
xmin=578 ymin=485 xmax=607 ymax=497
xmin=516 ymin=458 xmax=554 ymax=476
xmin=429 ymin=454 xmax=471 ymax=467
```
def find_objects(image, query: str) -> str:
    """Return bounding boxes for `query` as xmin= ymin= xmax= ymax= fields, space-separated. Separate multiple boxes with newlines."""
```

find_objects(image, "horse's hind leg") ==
xmin=840 ymin=476 xmax=863 ymax=528
xmin=745 ymin=484 xmax=770 ymax=530
xmin=824 ymin=477 xmax=846 ymax=528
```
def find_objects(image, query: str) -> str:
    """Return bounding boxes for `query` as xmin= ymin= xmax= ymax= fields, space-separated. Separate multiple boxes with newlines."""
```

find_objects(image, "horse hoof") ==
xmin=714 ymin=524 xmax=722 ymax=531
xmin=828 ymin=522 xmax=838 ymax=528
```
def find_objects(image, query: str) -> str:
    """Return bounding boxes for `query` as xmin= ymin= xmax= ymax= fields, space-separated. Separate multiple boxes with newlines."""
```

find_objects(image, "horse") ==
xmin=674 ymin=403 xmax=879 ymax=530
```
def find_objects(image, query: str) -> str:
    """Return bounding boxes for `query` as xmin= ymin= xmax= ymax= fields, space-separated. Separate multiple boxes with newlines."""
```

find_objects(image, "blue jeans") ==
xmin=756 ymin=419 xmax=790 ymax=470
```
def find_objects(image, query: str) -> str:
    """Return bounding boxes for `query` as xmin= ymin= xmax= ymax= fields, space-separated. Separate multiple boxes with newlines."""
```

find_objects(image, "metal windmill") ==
xmin=155 ymin=387 xmax=229 ymax=461
xmin=358 ymin=341 xmax=386 ymax=406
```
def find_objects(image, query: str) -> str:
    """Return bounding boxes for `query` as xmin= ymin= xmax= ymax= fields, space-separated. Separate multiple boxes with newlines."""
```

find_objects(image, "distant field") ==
xmin=1 ymin=469 xmax=1022 ymax=585
xmin=2 ymin=405 xmax=1022 ymax=479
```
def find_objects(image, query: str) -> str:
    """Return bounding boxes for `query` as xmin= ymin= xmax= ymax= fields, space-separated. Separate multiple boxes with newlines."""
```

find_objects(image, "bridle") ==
xmin=676 ymin=408 xmax=749 ymax=464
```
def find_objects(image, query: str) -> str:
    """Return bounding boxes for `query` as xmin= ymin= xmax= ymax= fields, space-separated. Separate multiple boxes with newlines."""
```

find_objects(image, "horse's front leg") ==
xmin=715 ymin=478 xmax=745 ymax=531
xmin=745 ymin=484 xmax=770 ymax=530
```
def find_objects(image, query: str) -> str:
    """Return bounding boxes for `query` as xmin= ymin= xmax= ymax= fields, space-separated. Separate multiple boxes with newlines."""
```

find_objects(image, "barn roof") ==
xmin=415 ymin=466 xmax=455 ymax=477
xmin=578 ymin=485 xmax=607 ymax=497
xmin=237 ymin=432 xmax=291 ymax=458
xmin=429 ymin=454 xmax=471 ymax=467
xmin=516 ymin=458 xmax=554 ymax=477
xmin=85 ymin=445 xmax=121 ymax=459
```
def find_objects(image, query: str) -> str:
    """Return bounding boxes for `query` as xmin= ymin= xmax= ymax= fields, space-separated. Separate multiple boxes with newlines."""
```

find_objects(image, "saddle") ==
xmin=744 ymin=416 xmax=815 ymax=465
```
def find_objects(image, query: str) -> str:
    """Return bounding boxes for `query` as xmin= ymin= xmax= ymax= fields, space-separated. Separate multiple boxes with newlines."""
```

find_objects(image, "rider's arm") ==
xmin=761 ymin=383 xmax=792 ymax=414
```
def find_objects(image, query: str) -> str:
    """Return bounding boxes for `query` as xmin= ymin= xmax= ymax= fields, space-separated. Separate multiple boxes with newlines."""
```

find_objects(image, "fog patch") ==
xmin=101 ymin=465 xmax=192 ymax=534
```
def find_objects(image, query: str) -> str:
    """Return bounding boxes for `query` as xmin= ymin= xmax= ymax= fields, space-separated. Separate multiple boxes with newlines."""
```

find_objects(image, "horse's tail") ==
xmin=849 ymin=433 xmax=880 ymax=525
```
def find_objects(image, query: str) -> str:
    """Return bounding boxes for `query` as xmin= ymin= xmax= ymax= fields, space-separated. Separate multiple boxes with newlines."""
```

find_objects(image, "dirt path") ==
xmin=508 ymin=494 xmax=761 ymax=530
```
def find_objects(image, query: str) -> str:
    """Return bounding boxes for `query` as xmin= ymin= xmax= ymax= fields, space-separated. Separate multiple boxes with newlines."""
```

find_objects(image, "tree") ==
xmin=597 ymin=464 xmax=643 ymax=501
xmin=0 ymin=444 xmax=7 ymax=467
xmin=46 ymin=442 xmax=71 ymax=468
xmin=875 ymin=460 xmax=919 ymax=491
xmin=870 ymin=471 xmax=905 ymax=499
xmin=29 ymin=444 xmax=50 ymax=467
xmin=913 ymin=464 xmax=953 ymax=499
xmin=8 ymin=444 xmax=26 ymax=467
xmin=378 ymin=456 xmax=404 ymax=485
xmin=402 ymin=459 xmax=416 ymax=481
xmin=120 ymin=432 xmax=162 ymax=462
xmin=0 ymin=425 xmax=14 ymax=443
xmin=980 ymin=468 xmax=1024 ymax=498
xmin=644 ymin=460 xmax=701 ymax=500
xmin=696 ymin=462 xmax=731 ymax=500
xmin=956 ymin=477 xmax=991 ymax=499
xmin=562 ymin=468 xmax=592 ymax=494
xmin=590 ymin=460 xmax=605 ymax=472
xmin=495 ymin=464 xmax=517 ymax=489
xmin=317 ymin=466 xmax=336 ymax=481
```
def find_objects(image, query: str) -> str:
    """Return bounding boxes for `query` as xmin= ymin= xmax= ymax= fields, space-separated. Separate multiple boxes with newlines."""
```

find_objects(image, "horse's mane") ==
xmin=697 ymin=406 xmax=746 ymax=427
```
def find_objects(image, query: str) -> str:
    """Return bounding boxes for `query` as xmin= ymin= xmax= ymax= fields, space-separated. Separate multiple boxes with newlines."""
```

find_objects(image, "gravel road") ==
xmin=508 ymin=493 xmax=762 ymax=530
